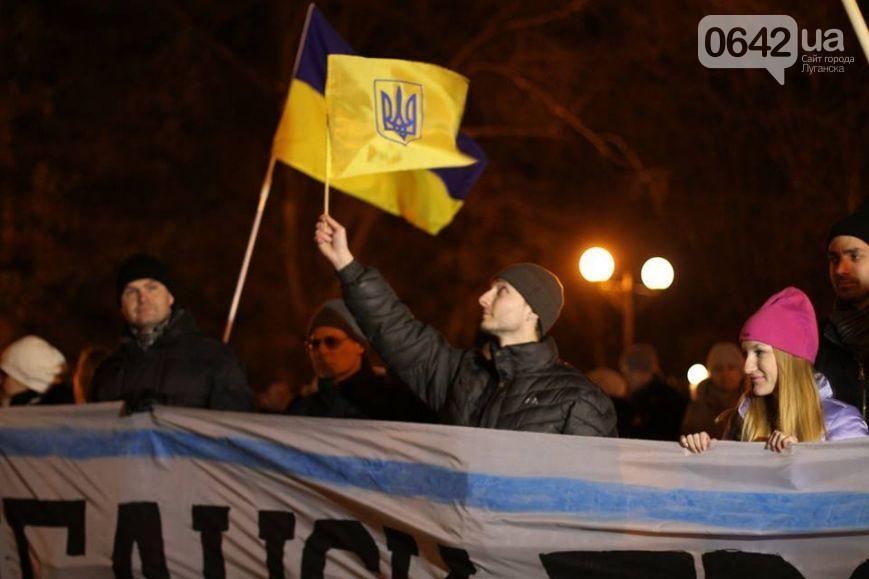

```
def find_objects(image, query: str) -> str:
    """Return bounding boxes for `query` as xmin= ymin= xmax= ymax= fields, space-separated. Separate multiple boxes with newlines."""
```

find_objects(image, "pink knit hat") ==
xmin=739 ymin=287 xmax=818 ymax=362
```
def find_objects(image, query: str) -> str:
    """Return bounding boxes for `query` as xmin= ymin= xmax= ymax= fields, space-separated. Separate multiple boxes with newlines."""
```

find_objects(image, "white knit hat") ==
xmin=0 ymin=335 xmax=66 ymax=394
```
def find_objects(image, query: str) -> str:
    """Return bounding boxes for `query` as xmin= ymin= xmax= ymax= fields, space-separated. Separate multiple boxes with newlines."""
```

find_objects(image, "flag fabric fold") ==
xmin=272 ymin=5 xmax=487 ymax=235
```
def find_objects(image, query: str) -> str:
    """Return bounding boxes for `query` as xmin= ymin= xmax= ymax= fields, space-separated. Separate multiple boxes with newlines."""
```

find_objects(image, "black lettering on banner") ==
xmin=112 ymin=502 xmax=170 ymax=579
xmin=258 ymin=510 xmax=296 ymax=579
xmin=2 ymin=498 xmax=86 ymax=579
xmin=851 ymin=560 xmax=869 ymax=579
xmin=192 ymin=505 xmax=230 ymax=579
xmin=301 ymin=520 xmax=379 ymax=579
xmin=703 ymin=550 xmax=805 ymax=579
xmin=540 ymin=550 xmax=696 ymax=579
xmin=384 ymin=527 xmax=419 ymax=579
xmin=438 ymin=544 xmax=478 ymax=579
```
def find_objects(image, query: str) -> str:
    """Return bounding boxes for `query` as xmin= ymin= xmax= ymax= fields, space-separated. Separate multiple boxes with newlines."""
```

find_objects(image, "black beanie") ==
xmin=827 ymin=205 xmax=869 ymax=245
xmin=307 ymin=300 xmax=367 ymax=344
xmin=496 ymin=263 xmax=564 ymax=335
xmin=116 ymin=254 xmax=175 ymax=302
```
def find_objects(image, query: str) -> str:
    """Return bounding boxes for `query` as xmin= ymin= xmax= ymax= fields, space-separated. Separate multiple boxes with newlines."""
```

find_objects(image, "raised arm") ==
xmin=315 ymin=215 xmax=465 ymax=412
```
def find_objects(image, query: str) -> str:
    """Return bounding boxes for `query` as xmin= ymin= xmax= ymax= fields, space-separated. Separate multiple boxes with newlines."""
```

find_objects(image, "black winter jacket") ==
xmin=91 ymin=308 xmax=253 ymax=411
xmin=286 ymin=361 xmax=437 ymax=423
xmin=338 ymin=261 xmax=617 ymax=436
xmin=816 ymin=321 xmax=867 ymax=418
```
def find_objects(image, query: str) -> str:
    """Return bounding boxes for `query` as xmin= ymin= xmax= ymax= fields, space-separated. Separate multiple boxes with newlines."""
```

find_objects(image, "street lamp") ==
xmin=579 ymin=247 xmax=675 ymax=352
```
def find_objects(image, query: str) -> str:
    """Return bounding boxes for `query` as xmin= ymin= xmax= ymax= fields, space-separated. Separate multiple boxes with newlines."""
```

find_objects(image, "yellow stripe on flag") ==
xmin=325 ymin=55 xmax=476 ymax=179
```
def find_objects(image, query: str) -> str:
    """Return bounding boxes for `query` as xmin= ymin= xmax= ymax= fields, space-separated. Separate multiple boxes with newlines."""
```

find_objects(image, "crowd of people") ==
xmin=1 ymin=206 xmax=867 ymax=454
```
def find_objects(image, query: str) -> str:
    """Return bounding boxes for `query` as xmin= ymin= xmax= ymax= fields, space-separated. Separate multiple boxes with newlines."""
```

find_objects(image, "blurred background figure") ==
xmin=72 ymin=344 xmax=110 ymax=404
xmin=287 ymin=299 xmax=436 ymax=422
xmin=619 ymin=343 xmax=687 ymax=441
xmin=681 ymin=342 xmax=745 ymax=438
xmin=255 ymin=377 xmax=299 ymax=414
xmin=0 ymin=335 xmax=73 ymax=406
xmin=586 ymin=366 xmax=631 ymax=436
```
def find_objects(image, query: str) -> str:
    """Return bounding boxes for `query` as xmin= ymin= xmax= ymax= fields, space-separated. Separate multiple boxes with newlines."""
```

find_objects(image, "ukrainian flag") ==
xmin=272 ymin=6 xmax=487 ymax=235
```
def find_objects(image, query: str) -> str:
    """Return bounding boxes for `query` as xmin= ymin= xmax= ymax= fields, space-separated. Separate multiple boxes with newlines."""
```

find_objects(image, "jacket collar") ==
xmin=823 ymin=318 xmax=845 ymax=348
xmin=490 ymin=336 xmax=559 ymax=380
xmin=122 ymin=307 xmax=198 ymax=349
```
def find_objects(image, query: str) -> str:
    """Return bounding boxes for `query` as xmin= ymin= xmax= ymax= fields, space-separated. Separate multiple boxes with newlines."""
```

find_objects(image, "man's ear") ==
xmin=526 ymin=307 xmax=539 ymax=329
xmin=168 ymin=292 xmax=175 ymax=307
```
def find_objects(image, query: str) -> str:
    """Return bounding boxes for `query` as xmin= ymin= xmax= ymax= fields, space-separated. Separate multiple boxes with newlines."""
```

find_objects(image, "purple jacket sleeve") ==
xmin=822 ymin=398 xmax=869 ymax=440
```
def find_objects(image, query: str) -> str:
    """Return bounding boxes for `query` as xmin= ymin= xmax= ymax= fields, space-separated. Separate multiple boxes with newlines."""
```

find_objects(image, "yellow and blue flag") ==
xmin=272 ymin=6 xmax=487 ymax=235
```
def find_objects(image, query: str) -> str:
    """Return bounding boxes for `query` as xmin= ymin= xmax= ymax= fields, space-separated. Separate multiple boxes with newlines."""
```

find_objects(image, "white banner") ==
xmin=0 ymin=403 xmax=867 ymax=578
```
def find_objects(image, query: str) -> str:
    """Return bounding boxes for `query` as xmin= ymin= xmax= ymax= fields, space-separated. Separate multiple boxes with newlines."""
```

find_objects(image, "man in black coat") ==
xmin=816 ymin=206 xmax=869 ymax=418
xmin=286 ymin=299 xmax=437 ymax=423
xmin=91 ymin=254 xmax=253 ymax=411
xmin=314 ymin=215 xmax=616 ymax=437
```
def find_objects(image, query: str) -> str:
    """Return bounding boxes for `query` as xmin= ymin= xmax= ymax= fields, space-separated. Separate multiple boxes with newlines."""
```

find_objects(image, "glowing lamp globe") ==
xmin=641 ymin=257 xmax=674 ymax=290
xmin=579 ymin=247 xmax=615 ymax=283
xmin=687 ymin=363 xmax=709 ymax=386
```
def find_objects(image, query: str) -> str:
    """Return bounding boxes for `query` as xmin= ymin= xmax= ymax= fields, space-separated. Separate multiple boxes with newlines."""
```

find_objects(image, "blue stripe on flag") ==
xmin=1 ymin=427 xmax=866 ymax=533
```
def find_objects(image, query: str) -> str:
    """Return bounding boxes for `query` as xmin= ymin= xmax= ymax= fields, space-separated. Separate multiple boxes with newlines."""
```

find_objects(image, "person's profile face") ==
xmin=478 ymin=280 xmax=535 ymax=336
xmin=741 ymin=340 xmax=777 ymax=397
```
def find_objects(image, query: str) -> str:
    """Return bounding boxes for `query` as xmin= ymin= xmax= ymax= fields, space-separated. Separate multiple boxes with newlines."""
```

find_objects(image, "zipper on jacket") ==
xmin=859 ymin=361 xmax=866 ymax=420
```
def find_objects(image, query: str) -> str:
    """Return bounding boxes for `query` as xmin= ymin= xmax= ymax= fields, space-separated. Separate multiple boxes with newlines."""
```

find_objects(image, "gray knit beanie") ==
xmin=307 ymin=300 xmax=367 ymax=344
xmin=496 ymin=263 xmax=564 ymax=335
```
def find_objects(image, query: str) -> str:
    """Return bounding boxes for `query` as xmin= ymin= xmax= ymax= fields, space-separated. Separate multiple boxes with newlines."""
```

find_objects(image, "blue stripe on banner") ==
xmin=1 ymin=427 xmax=867 ymax=533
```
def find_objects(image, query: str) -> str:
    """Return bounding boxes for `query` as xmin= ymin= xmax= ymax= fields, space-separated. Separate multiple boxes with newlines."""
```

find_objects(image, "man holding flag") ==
xmin=223 ymin=5 xmax=487 ymax=341
xmin=315 ymin=215 xmax=618 ymax=437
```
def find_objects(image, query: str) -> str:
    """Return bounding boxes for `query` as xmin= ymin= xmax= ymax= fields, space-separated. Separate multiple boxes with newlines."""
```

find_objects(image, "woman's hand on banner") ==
xmin=765 ymin=430 xmax=797 ymax=453
xmin=679 ymin=432 xmax=712 ymax=454
xmin=315 ymin=214 xmax=354 ymax=270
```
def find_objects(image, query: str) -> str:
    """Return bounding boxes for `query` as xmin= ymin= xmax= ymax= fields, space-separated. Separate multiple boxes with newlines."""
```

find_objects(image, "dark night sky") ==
xmin=2 ymin=0 xmax=867 ymax=388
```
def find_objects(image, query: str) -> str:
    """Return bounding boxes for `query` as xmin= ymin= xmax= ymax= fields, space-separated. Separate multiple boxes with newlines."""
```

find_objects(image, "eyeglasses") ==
xmin=305 ymin=336 xmax=348 ymax=351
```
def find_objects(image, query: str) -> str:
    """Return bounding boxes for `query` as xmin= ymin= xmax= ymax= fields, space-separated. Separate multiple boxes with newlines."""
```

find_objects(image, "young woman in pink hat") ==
xmin=680 ymin=287 xmax=868 ymax=453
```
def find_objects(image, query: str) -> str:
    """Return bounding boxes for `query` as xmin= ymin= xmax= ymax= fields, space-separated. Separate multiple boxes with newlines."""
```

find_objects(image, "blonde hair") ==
xmin=739 ymin=348 xmax=825 ymax=443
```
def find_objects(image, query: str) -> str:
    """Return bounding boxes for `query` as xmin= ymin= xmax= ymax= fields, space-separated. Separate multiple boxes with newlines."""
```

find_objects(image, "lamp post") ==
xmin=579 ymin=247 xmax=674 ymax=353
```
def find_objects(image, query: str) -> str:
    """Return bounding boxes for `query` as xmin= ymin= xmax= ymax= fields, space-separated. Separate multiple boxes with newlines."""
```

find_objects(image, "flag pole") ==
xmin=222 ymin=157 xmax=276 ymax=343
xmin=222 ymin=4 xmax=316 ymax=344
xmin=324 ymin=116 xmax=332 ymax=215
xmin=842 ymin=0 xmax=869 ymax=63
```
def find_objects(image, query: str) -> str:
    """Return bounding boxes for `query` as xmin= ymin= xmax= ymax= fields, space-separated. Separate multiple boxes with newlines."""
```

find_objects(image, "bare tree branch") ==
xmin=155 ymin=0 xmax=284 ymax=97
xmin=450 ymin=0 xmax=589 ymax=70
xmin=450 ymin=1 xmax=522 ymax=70
xmin=462 ymin=126 xmax=562 ymax=139
xmin=504 ymin=0 xmax=590 ymax=32
xmin=472 ymin=64 xmax=647 ymax=174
